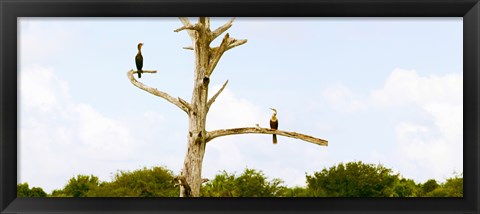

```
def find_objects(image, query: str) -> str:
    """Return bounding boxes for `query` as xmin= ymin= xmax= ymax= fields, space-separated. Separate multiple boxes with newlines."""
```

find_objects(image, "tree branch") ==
xmin=174 ymin=24 xmax=201 ymax=33
xmin=178 ymin=97 xmax=192 ymax=112
xmin=211 ymin=17 xmax=236 ymax=40
xmin=204 ymin=17 xmax=210 ymax=30
xmin=178 ymin=17 xmax=197 ymax=41
xmin=207 ymin=80 xmax=229 ymax=110
xmin=227 ymin=39 xmax=248 ymax=51
xmin=207 ymin=33 xmax=230 ymax=76
xmin=131 ymin=70 xmax=157 ymax=75
xmin=206 ymin=127 xmax=328 ymax=146
xmin=199 ymin=17 xmax=207 ymax=26
xmin=174 ymin=175 xmax=191 ymax=197
xmin=178 ymin=17 xmax=193 ymax=29
xmin=127 ymin=69 xmax=191 ymax=114
xmin=210 ymin=38 xmax=248 ymax=58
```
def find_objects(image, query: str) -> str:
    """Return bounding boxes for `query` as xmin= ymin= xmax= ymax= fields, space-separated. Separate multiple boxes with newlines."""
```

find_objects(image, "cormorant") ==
xmin=269 ymin=108 xmax=278 ymax=144
xmin=135 ymin=42 xmax=144 ymax=78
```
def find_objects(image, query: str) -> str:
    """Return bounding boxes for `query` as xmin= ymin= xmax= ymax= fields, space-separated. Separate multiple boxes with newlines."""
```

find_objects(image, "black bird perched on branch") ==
xmin=135 ymin=42 xmax=144 ymax=78
xmin=269 ymin=108 xmax=278 ymax=144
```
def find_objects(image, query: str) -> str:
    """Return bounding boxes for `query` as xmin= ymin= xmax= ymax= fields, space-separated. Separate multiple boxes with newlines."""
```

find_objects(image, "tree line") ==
xmin=17 ymin=161 xmax=462 ymax=197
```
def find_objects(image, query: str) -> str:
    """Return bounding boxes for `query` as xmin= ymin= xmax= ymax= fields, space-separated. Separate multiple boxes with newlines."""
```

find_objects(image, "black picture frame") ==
xmin=1 ymin=0 xmax=479 ymax=213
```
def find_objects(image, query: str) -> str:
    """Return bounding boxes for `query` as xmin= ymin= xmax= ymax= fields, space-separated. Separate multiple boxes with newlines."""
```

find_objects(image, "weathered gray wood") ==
xmin=206 ymin=127 xmax=328 ymax=146
xmin=227 ymin=39 xmax=248 ymax=51
xmin=174 ymin=24 xmax=200 ymax=33
xmin=128 ymin=17 xmax=328 ymax=197
xmin=127 ymin=69 xmax=191 ymax=113
xmin=207 ymin=33 xmax=230 ymax=76
xmin=178 ymin=16 xmax=210 ymax=197
xmin=211 ymin=17 xmax=235 ymax=40
xmin=207 ymin=79 xmax=229 ymax=111
xmin=178 ymin=17 xmax=196 ymax=42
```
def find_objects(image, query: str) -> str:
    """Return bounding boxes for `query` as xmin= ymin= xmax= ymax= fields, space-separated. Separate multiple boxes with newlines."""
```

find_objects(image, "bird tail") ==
xmin=138 ymin=70 xmax=142 ymax=78
xmin=273 ymin=134 xmax=277 ymax=144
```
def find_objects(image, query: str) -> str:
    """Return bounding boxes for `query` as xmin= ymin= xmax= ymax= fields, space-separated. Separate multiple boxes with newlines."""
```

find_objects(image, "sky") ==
xmin=18 ymin=17 xmax=463 ymax=193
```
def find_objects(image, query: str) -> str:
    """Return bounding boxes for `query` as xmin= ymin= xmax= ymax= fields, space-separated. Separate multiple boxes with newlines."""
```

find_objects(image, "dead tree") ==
xmin=127 ymin=17 xmax=328 ymax=197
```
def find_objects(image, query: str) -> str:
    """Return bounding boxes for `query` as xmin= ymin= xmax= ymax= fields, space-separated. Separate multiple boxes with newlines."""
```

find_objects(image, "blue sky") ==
xmin=18 ymin=17 xmax=463 ymax=193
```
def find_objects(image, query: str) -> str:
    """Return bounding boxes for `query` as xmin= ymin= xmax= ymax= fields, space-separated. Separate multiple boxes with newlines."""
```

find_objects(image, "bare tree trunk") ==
xmin=179 ymin=17 xmax=210 ymax=197
xmin=128 ymin=17 xmax=328 ymax=197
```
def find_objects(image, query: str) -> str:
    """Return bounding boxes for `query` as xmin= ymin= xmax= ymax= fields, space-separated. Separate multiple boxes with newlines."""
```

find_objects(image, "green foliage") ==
xmin=17 ymin=183 xmax=47 ymax=197
xmin=50 ymin=166 xmax=178 ymax=197
xmin=283 ymin=186 xmax=314 ymax=197
xmin=425 ymin=175 xmax=463 ymax=197
xmin=392 ymin=178 xmax=419 ymax=197
xmin=200 ymin=170 xmax=236 ymax=197
xmin=201 ymin=168 xmax=286 ymax=197
xmin=17 ymin=183 xmax=31 ymax=197
xmin=443 ymin=176 xmax=463 ymax=197
xmin=88 ymin=166 xmax=178 ymax=197
xmin=306 ymin=161 xmax=399 ymax=197
xmin=21 ymin=162 xmax=463 ymax=197
xmin=51 ymin=175 xmax=100 ymax=197
xmin=421 ymin=179 xmax=439 ymax=195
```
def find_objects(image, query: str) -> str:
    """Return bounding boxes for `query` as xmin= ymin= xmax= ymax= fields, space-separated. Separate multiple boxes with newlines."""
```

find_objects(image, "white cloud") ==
xmin=207 ymin=85 xmax=267 ymax=129
xmin=204 ymin=85 xmax=262 ymax=171
xmin=19 ymin=65 xmax=70 ymax=112
xmin=19 ymin=65 xmax=143 ymax=192
xmin=205 ymin=141 xmax=246 ymax=171
xmin=423 ymin=103 xmax=462 ymax=142
xmin=72 ymin=103 xmax=138 ymax=160
xmin=322 ymin=68 xmax=463 ymax=182
xmin=370 ymin=68 xmax=462 ymax=107
xmin=394 ymin=122 xmax=461 ymax=182
xmin=374 ymin=69 xmax=463 ymax=182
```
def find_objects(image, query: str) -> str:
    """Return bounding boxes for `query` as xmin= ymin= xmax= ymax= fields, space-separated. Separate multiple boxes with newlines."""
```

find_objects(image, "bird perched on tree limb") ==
xmin=135 ymin=42 xmax=144 ymax=78
xmin=269 ymin=108 xmax=278 ymax=144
